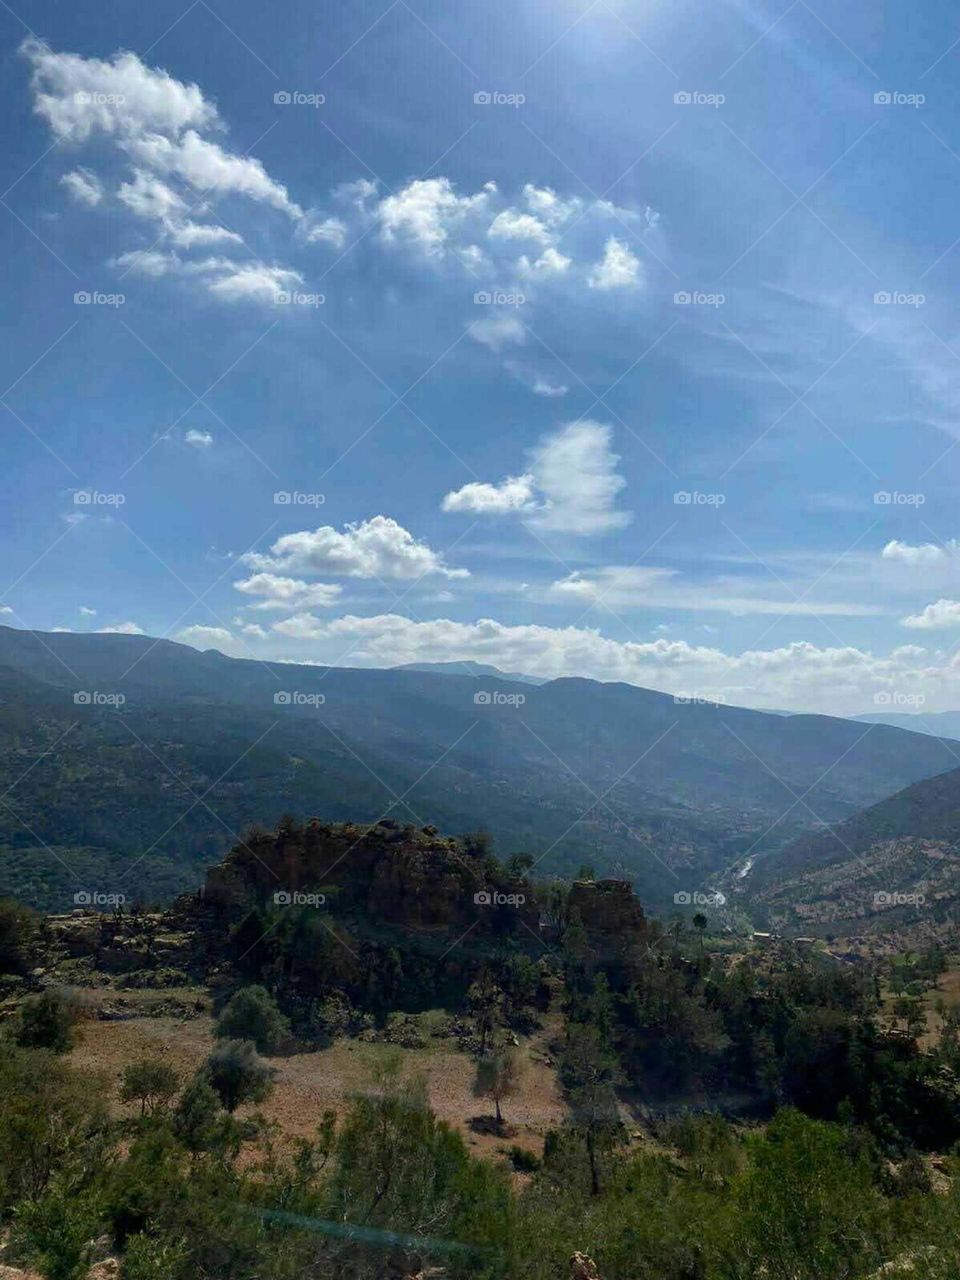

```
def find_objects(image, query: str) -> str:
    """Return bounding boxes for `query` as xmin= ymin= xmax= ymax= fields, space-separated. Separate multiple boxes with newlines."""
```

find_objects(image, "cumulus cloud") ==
xmin=23 ymin=40 xmax=305 ymax=304
xmin=901 ymin=599 xmax=960 ymax=630
xmin=60 ymin=166 xmax=103 ymax=206
xmin=24 ymin=39 xmax=217 ymax=141
xmin=184 ymin=429 xmax=212 ymax=448
xmin=233 ymin=572 xmax=342 ymax=611
xmin=588 ymin=236 xmax=643 ymax=290
xmin=442 ymin=420 xmax=629 ymax=535
xmin=442 ymin=474 xmax=536 ymax=515
xmin=243 ymin=515 xmax=469 ymax=581
xmin=487 ymin=209 xmax=551 ymax=244
xmin=378 ymin=177 xmax=495 ymax=256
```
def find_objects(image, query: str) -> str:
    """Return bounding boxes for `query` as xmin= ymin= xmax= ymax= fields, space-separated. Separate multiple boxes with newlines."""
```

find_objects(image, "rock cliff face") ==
xmin=569 ymin=879 xmax=646 ymax=936
xmin=201 ymin=818 xmax=542 ymax=937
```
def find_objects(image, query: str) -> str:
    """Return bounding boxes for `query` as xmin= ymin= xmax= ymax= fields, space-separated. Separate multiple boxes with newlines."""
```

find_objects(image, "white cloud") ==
xmin=517 ymin=247 xmax=571 ymax=277
xmin=529 ymin=420 xmax=630 ymax=535
xmin=166 ymin=220 xmax=243 ymax=248
xmin=243 ymin=515 xmax=469 ymax=581
xmin=175 ymin=624 xmax=235 ymax=651
xmin=60 ymin=167 xmax=103 ymax=206
xmin=487 ymin=210 xmax=551 ymax=243
xmin=882 ymin=539 xmax=957 ymax=565
xmin=0 ymin=605 xmax=14 ymax=615
xmin=470 ymin=312 xmax=525 ymax=351
xmin=24 ymin=39 xmax=217 ymax=141
xmin=126 ymin=129 xmax=301 ymax=218
xmin=117 ymin=169 xmax=185 ymax=220
xmin=901 ymin=599 xmax=960 ymax=630
xmin=549 ymin=565 xmax=881 ymax=617
xmin=378 ymin=177 xmax=494 ymax=256
xmin=184 ymin=429 xmax=213 ymax=448
xmin=97 ymin=621 xmax=144 ymax=635
xmin=204 ymin=263 xmax=303 ymax=304
xmin=442 ymin=420 xmax=629 ymax=535
xmin=234 ymin=572 xmax=342 ymax=611
xmin=588 ymin=236 xmax=643 ymax=290
xmin=442 ymin=474 xmax=536 ymax=515
xmin=266 ymin=612 xmax=960 ymax=715
xmin=304 ymin=215 xmax=347 ymax=248
xmin=78 ymin=605 xmax=97 ymax=616
xmin=530 ymin=376 xmax=569 ymax=397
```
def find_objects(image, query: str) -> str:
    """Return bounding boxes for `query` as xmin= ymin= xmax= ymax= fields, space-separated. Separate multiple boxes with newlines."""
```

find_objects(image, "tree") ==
xmin=692 ymin=912 xmax=708 ymax=956
xmin=202 ymin=1039 xmax=273 ymax=1113
xmin=14 ymin=989 xmax=78 ymax=1053
xmin=473 ymin=1043 xmax=522 ymax=1125
xmin=214 ymin=985 xmax=289 ymax=1054
xmin=0 ymin=897 xmax=35 ymax=974
xmin=119 ymin=1059 xmax=180 ymax=1116
xmin=173 ymin=1076 xmax=231 ymax=1156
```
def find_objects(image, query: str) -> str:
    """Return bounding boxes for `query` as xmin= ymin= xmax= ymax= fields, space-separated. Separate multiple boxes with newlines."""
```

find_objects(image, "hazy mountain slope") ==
xmin=854 ymin=710 xmax=960 ymax=740
xmin=1 ymin=625 xmax=958 ymax=913
xmin=736 ymin=763 xmax=960 ymax=937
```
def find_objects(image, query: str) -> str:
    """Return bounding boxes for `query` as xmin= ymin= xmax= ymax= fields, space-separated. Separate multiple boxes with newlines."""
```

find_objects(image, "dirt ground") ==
xmin=67 ymin=997 xmax=568 ymax=1162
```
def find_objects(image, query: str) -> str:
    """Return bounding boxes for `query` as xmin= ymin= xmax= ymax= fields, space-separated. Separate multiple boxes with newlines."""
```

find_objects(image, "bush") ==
xmin=214 ymin=985 xmax=289 ymax=1054
xmin=119 ymin=1059 xmax=180 ymax=1116
xmin=202 ymin=1039 xmax=273 ymax=1113
xmin=14 ymin=989 xmax=78 ymax=1052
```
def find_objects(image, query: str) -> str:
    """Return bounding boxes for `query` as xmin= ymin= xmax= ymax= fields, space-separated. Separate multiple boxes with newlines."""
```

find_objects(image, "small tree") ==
xmin=14 ymin=989 xmax=78 ymax=1053
xmin=119 ymin=1058 xmax=180 ymax=1116
xmin=173 ymin=1076 xmax=229 ymax=1156
xmin=215 ymin=985 xmax=289 ymax=1054
xmin=203 ymin=1038 xmax=273 ymax=1113
xmin=473 ymin=1043 xmax=522 ymax=1125
xmin=692 ymin=912 xmax=708 ymax=956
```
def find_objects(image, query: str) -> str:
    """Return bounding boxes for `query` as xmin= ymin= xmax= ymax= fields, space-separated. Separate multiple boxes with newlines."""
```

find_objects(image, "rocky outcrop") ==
xmin=200 ymin=818 xmax=541 ymax=938
xmin=569 ymin=879 xmax=646 ymax=936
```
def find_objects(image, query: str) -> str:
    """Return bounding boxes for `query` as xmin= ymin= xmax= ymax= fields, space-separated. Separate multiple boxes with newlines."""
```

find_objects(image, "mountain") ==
xmin=1 ymin=625 xmax=958 ymax=913
xmin=735 ymin=761 xmax=960 ymax=939
xmin=392 ymin=660 xmax=548 ymax=685
xmin=854 ymin=709 xmax=960 ymax=740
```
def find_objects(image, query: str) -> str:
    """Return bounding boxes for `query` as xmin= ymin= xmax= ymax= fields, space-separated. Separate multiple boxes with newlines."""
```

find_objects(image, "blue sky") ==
xmin=4 ymin=0 xmax=960 ymax=713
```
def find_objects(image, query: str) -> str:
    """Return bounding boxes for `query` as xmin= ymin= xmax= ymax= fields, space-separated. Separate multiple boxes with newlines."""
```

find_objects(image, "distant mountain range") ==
xmin=1 ymin=625 xmax=959 ymax=915
xmin=855 ymin=709 xmax=960 ymax=741
xmin=392 ymin=660 xmax=548 ymax=685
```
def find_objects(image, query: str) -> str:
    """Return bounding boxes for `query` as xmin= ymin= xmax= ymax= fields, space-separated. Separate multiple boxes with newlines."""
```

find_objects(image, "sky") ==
xmin=4 ymin=0 xmax=960 ymax=715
